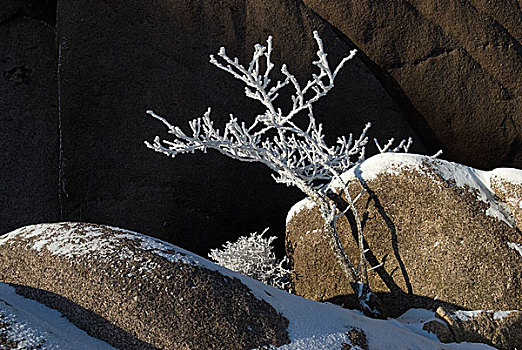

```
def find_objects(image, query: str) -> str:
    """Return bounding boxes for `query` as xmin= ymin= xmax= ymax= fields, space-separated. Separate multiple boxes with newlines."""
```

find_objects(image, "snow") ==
xmin=453 ymin=310 xmax=517 ymax=322
xmin=394 ymin=308 xmax=443 ymax=341
xmin=334 ymin=153 xmax=427 ymax=184
xmin=286 ymin=198 xmax=316 ymax=224
xmin=492 ymin=311 xmax=517 ymax=321
xmin=507 ymin=242 xmax=522 ymax=257
xmin=0 ymin=223 xmax=498 ymax=349
xmin=287 ymin=153 xmax=521 ymax=227
xmin=0 ymin=223 xmax=192 ymax=266
xmin=227 ymin=276 xmax=494 ymax=350
xmin=0 ymin=282 xmax=116 ymax=350
xmin=491 ymin=168 xmax=522 ymax=185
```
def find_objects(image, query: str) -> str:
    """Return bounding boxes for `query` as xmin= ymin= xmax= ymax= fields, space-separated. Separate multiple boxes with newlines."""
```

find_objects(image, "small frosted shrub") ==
xmin=208 ymin=229 xmax=291 ymax=290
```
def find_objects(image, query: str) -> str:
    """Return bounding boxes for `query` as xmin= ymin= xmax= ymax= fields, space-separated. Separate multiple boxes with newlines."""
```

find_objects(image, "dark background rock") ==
xmin=52 ymin=0 xmax=421 ymax=255
xmin=1 ymin=0 xmax=520 ymax=257
xmin=1 ymin=0 xmax=56 ymax=26
xmin=303 ymin=0 xmax=522 ymax=169
xmin=0 ymin=0 xmax=59 ymax=235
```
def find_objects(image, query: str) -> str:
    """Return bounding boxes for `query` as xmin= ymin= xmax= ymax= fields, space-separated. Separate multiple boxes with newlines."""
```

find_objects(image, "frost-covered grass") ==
xmin=0 ymin=223 xmax=498 ymax=349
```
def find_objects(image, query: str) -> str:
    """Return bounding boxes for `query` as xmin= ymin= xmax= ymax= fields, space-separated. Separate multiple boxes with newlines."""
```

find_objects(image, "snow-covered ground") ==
xmin=208 ymin=258 xmax=495 ymax=350
xmin=0 ymin=223 xmax=497 ymax=349
xmin=0 ymin=282 xmax=116 ymax=350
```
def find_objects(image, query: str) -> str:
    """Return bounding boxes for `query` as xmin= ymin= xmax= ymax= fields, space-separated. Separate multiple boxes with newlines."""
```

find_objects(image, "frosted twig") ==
xmin=147 ymin=31 xmax=412 ymax=318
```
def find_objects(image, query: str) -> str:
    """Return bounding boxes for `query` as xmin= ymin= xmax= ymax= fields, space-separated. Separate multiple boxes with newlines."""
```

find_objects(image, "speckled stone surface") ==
xmin=0 ymin=223 xmax=289 ymax=349
xmin=287 ymin=157 xmax=522 ymax=316
xmin=303 ymin=0 xmax=522 ymax=170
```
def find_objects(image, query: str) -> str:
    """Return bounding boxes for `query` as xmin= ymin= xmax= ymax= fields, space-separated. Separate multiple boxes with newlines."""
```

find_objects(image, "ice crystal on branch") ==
xmin=146 ymin=31 xmax=411 ymax=317
xmin=145 ymin=32 xmax=382 ymax=197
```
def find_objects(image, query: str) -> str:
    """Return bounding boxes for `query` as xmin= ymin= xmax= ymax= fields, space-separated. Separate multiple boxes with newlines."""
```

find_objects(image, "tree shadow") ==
xmin=355 ymin=166 xmax=413 ymax=296
xmin=326 ymin=167 xmax=467 ymax=317
xmin=9 ymin=284 xmax=159 ymax=350
xmin=325 ymin=292 xmax=467 ymax=319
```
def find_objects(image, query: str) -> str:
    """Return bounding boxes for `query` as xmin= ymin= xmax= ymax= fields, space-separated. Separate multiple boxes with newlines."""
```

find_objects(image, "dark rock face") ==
xmin=0 ymin=223 xmax=290 ymax=349
xmin=303 ymin=0 xmax=522 ymax=169
xmin=0 ymin=1 xmax=59 ymax=234
xmin=0 ymin=0 xmax=56 ymax=26
xmin=2 ymin=0 xmax=520 ymax=258
xmin=53 ymin=0 xmax=421 ymax=254
xmin=286 ymin=154 xmax=522 ymax=316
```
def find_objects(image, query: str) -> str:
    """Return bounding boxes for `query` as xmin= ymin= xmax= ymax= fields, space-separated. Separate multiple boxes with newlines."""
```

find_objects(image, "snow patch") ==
xmin=394 ymin=308 xmax=442 ymax=341
xmin=335 ymin=153 xmax=427 ymax=184
xmin=491 ymin=168 xmax=522 ymax=185
xmin=0 ymin=223 xmax=193 ymax=267
xmin=453 ymin=310 xmax=517 ymax=322
xmin=454 ymin=310 xmax=485 ymax=321
xmin=326 ymin=153 xmax=517 ymax=227
xmin=507 ymin=242 xmax=522 ymax=257
xmin=492 ymin=311 xmax=517 ymax=321
xmin=286 ymin=198 xmax=316 ymax=224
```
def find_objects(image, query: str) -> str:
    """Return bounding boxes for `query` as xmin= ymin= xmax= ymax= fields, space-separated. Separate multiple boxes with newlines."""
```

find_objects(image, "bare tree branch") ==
xmin=146 ymin=31 xmax=411 ymax=317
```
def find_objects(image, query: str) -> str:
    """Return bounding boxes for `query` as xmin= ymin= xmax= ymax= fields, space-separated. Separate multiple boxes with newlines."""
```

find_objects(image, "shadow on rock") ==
xmin=10 ymin=284 xmax=159 ymax=350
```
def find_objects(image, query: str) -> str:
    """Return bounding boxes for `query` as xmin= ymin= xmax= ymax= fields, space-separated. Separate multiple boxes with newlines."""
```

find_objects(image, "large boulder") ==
xmin=0 ymin=223 xmax=289 ymax=349
xmin=302 ymin=0 xmax=522 ymax=170
xmin=286 ymin=153 xmax=522 ymax=316
xmin=0 ymin=223 xmax=501 ymax=349
xmin=53 ymin=0 xmax=423 ymax=255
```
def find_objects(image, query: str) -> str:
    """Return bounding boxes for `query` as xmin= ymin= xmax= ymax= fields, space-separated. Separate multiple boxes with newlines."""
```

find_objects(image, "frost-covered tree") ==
xmin=146 ymin=31 xmax=410 ymax=317
xmin=208 ymin=229 xmax=291 ymax=290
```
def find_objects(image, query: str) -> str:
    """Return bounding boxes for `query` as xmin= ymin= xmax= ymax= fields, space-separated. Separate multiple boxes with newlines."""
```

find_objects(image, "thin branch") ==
xmin=146 ymin=31 xmax=412 ymax=318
